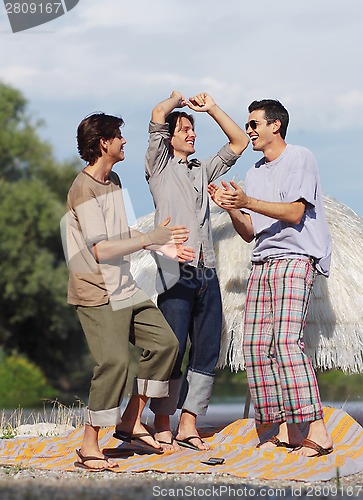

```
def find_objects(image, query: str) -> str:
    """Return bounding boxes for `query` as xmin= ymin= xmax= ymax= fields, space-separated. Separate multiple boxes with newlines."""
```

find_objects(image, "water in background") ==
xmin=2 ymin=400 xmax=362 ymax=430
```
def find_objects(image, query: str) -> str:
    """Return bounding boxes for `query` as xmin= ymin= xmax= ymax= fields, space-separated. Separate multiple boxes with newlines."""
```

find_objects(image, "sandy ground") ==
xmin=0 ymin=466 xmax=362 ymax=499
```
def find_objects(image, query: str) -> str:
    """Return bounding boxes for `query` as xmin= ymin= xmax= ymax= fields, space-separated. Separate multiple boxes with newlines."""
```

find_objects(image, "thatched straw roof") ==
xmin=130 ymin=196 xmax=363 ymax=373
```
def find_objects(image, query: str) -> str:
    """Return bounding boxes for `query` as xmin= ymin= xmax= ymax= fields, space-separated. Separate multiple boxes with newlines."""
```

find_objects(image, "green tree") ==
xmin=0 ymin=82 xmax=81 ymax=201
xmin=0 ymin=81 xmax=87 ymax=392
xmin=0 ymin=349 xmax=57 ymax=408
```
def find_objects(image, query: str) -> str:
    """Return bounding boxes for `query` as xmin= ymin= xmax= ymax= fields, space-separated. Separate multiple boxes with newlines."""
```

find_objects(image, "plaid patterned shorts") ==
xmin=243 ymin=258 xmax=323 ymax=424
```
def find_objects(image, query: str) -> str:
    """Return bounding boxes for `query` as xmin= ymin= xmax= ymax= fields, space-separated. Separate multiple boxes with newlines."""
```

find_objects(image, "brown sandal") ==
xmin=257 ymin=435 xmax=295 ymax=449
xmin=293 ymin=438 xmax=333 ymax=457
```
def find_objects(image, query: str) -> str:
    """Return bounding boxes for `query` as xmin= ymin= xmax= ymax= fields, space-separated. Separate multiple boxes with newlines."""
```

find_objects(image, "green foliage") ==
xmin=317 ymin=370 xmax=363 ymax=402
xmin=0 ymin=350 xmax=56 ymax=408
xmin=0 ymin=82 xmax=51 ymax=182
xmin=0 ymin=177 xmax=86 ymax=386
xmin=0 ymin=80 xmax=87 ymax=391
xmin=212 ymin=367 xmax=363 ymax=403
xmin=0 ymin=81 xmax=81 ymax=199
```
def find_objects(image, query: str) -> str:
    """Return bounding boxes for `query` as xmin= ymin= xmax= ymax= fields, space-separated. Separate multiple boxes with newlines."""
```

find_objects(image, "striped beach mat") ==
xmin=0 ymin=406 xmax=362 ymax=481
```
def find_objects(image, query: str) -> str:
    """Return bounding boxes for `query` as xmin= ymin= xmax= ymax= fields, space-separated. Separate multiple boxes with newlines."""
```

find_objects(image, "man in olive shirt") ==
xmin=145 ymin=91 xmax=249 ymax=451
xmin=62 ymin=112 xmax=193 ymax=470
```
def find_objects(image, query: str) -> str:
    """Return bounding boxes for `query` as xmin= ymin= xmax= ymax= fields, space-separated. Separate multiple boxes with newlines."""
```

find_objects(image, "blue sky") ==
xmin=1 ymin=0 xmax=362 ymax=218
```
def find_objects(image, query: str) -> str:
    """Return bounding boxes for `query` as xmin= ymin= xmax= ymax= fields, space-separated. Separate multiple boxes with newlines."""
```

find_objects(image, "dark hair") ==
xmin=248 ymin=99 xmax=289 ymax=139
xmin=166 ymin=111 xmax=195 ymax=137
xmin=77 ymin=112 xmax=124 ymax=165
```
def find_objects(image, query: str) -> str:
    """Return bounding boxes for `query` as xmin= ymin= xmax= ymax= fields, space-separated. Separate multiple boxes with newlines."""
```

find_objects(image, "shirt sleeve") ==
xmin=73 ymin=188 xmax=108 ymax=250
xmin=205 ymin=143 xmax=241 ymax=183
xmin=281 ymin=149 xmax=318 ymax=207
xmin=145 ymin=121 xmax=171 ymax=179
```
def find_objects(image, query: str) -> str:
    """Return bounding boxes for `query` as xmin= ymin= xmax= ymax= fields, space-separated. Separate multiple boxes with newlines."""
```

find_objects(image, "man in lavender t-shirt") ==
xmin=208 ymin=99 xmax=333 ymax=458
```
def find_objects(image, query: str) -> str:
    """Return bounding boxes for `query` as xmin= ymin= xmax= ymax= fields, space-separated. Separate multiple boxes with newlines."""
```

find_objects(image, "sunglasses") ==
xmin=245 ymin=120 xmax=259 ymax=131
xmin=245 ymin=119 xmax=275 ymax=131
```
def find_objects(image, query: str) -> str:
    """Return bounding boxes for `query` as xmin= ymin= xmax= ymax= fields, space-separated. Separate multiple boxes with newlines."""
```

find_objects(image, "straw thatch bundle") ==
xmin=130 ymin=195 xmax=363 ymax=374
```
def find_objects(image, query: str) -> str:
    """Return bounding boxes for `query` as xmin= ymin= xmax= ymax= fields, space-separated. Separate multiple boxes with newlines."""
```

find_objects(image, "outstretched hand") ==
xmin=144 ymin=216 xmax=189 ymax=248
xmin=161 ymin=216 xmax=190 ymax=245
xmin=159 ymin=217 xmax=194 ymax=261
xmin=159 ymin=243 xmax=196 ymax=263
xmin=186 ymin=92 xmax=216 ymax=112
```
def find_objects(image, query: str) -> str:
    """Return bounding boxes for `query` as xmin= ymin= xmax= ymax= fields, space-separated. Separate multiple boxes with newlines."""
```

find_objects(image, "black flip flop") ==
xmin=175 ymin=435 xmax=205 ymax=451
xmin=74 ymin=448 xmax=116 ymax=471
xmin=113 ymin=430 xmax=164 ymax=454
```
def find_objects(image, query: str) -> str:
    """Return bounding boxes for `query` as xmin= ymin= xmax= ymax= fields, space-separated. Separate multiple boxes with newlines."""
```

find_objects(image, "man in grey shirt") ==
xmin=209 ymin=99 xmax=333 ymax=457
xmin=145 ymin=91 xmax=249 ymax=451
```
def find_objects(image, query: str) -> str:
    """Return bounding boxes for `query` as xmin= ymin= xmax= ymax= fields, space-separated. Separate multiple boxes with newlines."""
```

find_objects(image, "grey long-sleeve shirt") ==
xmin=145 ymin=121 xmax=240 ymax=268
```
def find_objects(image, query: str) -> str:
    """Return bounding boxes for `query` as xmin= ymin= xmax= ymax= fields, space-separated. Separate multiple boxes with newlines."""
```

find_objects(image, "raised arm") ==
xmin=187 ymin=93 xmax=249 ymax=155
xmin=151 ymin=91 xmax=186 ymax=124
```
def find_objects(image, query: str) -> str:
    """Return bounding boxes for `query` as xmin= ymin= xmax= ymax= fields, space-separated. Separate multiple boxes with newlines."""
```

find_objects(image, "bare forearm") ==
xmin=207 ymin=104 xmax=249 ymax=155
xmin=229 ymin=209 xmax=254 ymax=243
xmin=244 ymin=197 xmax=305 ymax=225
xmin=93 ymin=235 xmax=145 ymax=262
xmin=152 ymin=95 xmax=182 ymax=124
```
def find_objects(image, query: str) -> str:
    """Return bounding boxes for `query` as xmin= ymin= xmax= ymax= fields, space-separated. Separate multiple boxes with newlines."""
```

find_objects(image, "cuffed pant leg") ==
xmin=149 ymin=377 xmax=183 ymax=415
xmin=178 ymin=369 xmax=214 ymax=416
xmin=131 ymin=299 xmax=179 ymax=398
xmin=77 ymin=303 xmax=132 ymax=427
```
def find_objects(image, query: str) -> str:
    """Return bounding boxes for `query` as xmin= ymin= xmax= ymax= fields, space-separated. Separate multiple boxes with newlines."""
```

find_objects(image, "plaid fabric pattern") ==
xmin=243 ymin=258 xmax=323 ymax=424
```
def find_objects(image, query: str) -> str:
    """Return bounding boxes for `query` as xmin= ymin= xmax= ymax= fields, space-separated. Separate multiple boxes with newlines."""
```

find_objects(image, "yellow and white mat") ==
xmin=1 ymin=407 xmax=362 ymax=481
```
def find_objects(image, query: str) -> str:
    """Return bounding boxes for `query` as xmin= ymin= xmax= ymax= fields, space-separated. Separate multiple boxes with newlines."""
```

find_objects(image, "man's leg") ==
xmin=117 ymin=293 xmax=179 ymax=451
xmin=149 ymin=266 xmax=196 ymax=450
xmin=243 ymin=262 xmax=285 ymax=425
xmin=270 ymin=259 xmax=333 ymax=455
xmin=76 ymin=303 xmax=132 ymax=468
xmin=175 ymin=266 xmax=222 ymax=451
xmin=242 ymin=261 xmax=305 ymax=449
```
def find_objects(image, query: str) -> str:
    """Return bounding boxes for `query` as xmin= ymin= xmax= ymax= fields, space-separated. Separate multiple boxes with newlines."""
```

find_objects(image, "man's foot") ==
xmin=75 ymin=448 xmax=118 ymax=470
xmin=115 ymin=422 xmax=162 ymax=452
xmin=292 ymin=438 xmax=333 ymax=457
xmin=257 ymin=435 xmax=295 ymax=450
xmin=176 ymin=410 xmax=210 ymax=451
xmin=154 ymin=431 xmax=180 ymax=452
xmin=291 ymin=419 xmax=333 ymax=457
xmin=257 ymin=422 xmax=303 ymax=450
xmin=153 ymin=414 xmax=180 ymax=451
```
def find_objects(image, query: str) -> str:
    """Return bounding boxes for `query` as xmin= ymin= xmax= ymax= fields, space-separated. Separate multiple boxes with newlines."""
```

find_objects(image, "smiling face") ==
xmin=245 ymin=109 xmax=277 ymax=153
xmin=170 ymin=116 xmax=196 ymax=160
xmin=105 ymin=129 xmax=126 ymax=164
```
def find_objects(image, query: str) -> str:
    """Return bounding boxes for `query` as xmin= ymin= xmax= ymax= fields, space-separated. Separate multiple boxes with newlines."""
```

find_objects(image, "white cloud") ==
xmin=0 ymin=0 xmax=362 ymax=214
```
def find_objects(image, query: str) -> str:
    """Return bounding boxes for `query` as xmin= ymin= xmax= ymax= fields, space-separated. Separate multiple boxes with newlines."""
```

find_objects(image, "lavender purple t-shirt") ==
xmin=243 ymin=144 xmax=332 ymax=277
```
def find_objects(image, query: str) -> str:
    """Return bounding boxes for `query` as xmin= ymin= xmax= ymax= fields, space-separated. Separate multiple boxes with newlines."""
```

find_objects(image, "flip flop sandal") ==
xmin=257 ymin=435 xmax=295 ymax=449
xmin=293 ymin=438 xmax=333 ymax=457
xmin=175 ymin=435 xmax=205 ymax=451
xmin=74 ymin=448 xmax=116 ymax=471
xmin=113 ymin=430 xmax=164 ymax=454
